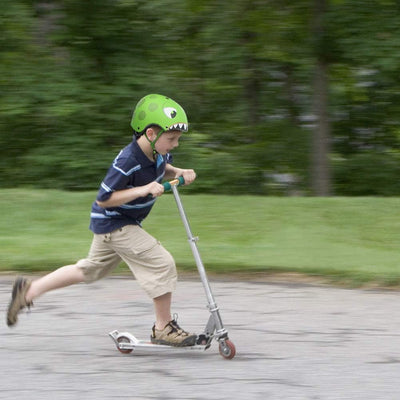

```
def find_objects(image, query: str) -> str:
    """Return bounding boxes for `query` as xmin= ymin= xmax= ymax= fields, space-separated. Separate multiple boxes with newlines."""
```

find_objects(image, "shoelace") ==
xmin=167 ymin=314 xmax=190 ymax=337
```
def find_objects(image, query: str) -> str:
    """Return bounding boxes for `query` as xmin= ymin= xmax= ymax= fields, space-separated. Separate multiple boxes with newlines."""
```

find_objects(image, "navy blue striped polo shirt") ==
xmin=89 ymin=138 xmax=172 ymax=234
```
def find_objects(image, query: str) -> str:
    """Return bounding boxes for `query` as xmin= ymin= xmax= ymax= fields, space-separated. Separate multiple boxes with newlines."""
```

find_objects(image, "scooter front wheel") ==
xmin=117 ymin=335 xmax=133 ymax=354
xmin=219 ymin=339 xmax=236 ymax=359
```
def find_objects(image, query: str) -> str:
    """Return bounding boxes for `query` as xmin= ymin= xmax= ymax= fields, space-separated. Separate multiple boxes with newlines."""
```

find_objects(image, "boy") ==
xmin=7 ymin=94 xmax=197 ymax=347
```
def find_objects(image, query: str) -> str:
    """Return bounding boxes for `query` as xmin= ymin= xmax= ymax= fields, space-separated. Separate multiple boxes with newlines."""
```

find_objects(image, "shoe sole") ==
xmin=151 ymin=335 xmax=197 ymax=347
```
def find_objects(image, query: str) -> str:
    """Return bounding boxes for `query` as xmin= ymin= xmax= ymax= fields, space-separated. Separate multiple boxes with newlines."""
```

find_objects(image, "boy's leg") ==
xmin=7 ymin=234 xmax=121 ymax=327
xmin=7 ymin=264 xmax=85 ymax=327
xmin=151 ymin=291 xmax=197 ymax=347
xmin=25 ymin=264 xmax=85 ymax=303
xmin=110 ymin=225 xmax=197 ymax=346
xmin=153 ymin=292 xmax=172 ymax=330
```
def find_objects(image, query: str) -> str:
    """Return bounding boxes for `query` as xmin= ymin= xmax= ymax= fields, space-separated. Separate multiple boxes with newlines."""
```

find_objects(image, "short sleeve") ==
xmin=96 ymin=151 xmax=141 ymax=202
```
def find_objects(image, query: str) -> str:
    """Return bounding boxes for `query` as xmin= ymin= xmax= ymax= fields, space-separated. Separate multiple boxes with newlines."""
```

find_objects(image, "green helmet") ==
xmin=131 ymin=94 xmax=188 ymax=134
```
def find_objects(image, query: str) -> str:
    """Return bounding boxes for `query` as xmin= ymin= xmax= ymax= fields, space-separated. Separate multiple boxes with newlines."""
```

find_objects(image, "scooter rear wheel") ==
xmin=117 ymin=336 xmax=133 ymax=354
xmin=219 ymin=339 xmax=236 ymax=359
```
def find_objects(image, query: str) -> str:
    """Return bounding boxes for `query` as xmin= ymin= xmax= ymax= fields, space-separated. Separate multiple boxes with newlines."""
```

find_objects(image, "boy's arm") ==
xmin=97 ymin=165 xmax=196 ymax=209
xmin=96 ymin=182 xmax=164 ymax=208
xmin=165 ymin=164 xmax=196 ymax=185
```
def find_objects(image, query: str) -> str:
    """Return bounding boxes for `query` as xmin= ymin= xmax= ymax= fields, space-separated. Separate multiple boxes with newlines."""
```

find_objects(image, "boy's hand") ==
xmin=145 ymin=181 xmax=165 ymax=198
xmin=176 ymin=169 xmax=196 ymax=185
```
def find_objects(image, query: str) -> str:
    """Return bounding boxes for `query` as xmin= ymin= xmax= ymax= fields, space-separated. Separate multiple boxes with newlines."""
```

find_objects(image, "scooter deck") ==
xmin=109 ymin=330 xmax=208 ymax=353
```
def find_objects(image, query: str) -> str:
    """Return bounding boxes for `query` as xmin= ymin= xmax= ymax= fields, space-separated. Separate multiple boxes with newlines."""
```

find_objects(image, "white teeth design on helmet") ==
xmin=170 ymin=123 xmax=188 ymax=131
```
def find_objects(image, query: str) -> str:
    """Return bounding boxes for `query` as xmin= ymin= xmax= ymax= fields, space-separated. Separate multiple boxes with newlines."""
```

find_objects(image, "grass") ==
xmin=1 ymin=189 xmax=400 ymax=287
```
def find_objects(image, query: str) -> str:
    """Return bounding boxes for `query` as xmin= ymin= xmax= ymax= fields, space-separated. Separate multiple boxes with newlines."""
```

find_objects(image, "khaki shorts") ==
xmin=76 ymin=225 xmax=177 ymax=299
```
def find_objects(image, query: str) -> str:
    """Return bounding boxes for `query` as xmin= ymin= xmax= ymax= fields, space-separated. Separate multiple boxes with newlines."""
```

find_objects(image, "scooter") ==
xmin=109 ymin=177 xmax=236 ymax=359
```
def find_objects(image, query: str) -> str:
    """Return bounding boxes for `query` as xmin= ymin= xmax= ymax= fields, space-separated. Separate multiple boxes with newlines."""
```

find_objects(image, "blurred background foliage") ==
xmin=1 ymin=0 xmax=400 ymax=195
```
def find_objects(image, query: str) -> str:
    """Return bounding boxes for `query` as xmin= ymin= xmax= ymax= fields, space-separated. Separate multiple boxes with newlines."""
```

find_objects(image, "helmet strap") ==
xmin=144 ymin=128 xmax=165 ymax=159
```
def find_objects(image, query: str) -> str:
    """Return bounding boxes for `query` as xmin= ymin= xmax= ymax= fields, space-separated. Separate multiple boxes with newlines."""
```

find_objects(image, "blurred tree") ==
xmin=311 ymin=0 xmax=332 ymax=196
xmin=2 ymin=0 xmax=400 ymax=195
xmin=328 ymin=0 xmax=400 ymax=194
xmin=166 ymin=0 xmax=313 ymax=193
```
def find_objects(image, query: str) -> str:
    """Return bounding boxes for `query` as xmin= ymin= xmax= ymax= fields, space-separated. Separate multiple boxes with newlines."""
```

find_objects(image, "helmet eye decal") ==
xmin=163 ymin=107 xmax=177 ymax=119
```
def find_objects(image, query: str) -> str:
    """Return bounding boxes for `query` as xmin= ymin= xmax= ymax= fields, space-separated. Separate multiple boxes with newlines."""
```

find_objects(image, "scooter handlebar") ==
xmin=162 ymin=176 xmax=185 ymax=191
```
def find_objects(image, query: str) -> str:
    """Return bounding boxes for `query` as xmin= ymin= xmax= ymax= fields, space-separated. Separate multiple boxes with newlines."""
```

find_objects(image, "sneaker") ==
xmin=151 ymin=315 xmax=197 ymax=347
xmin=7 ymin=277 xmax=33 ymax=327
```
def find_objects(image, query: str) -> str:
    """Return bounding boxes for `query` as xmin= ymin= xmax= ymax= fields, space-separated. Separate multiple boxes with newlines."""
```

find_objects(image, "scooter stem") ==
xmin=170 ymin=184 xmax=225 ymax=333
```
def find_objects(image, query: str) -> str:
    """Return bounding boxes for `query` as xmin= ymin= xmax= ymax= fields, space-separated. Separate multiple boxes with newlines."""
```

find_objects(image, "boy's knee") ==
xmin=76 ymin=259 xmax=109 ymax=283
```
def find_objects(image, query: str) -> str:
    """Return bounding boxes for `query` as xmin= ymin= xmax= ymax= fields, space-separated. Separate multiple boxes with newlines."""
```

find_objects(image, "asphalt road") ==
xmin=1 ymin=275 xmax=400 ymax=400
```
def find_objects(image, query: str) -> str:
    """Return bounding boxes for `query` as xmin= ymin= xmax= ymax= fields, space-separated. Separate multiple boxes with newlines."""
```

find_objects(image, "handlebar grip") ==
xmin=163 ymin=176 xmax=185 ymax=191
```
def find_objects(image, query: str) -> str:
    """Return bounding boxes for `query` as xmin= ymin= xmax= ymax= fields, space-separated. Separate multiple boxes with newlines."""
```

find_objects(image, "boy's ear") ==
xmin=145 ymin=126 xmax=161 ymax=141
xmin=145 ymin=127 xmax=155 ymax=140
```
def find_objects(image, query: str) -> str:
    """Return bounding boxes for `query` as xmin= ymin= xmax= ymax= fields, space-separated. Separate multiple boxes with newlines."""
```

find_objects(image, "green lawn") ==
xmin=1 ymin=189 xmax=399 ymax=286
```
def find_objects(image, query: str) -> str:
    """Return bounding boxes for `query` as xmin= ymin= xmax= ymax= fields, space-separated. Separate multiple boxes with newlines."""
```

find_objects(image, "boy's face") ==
xmin=154 ymin=130 xmax=182 ymax=155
